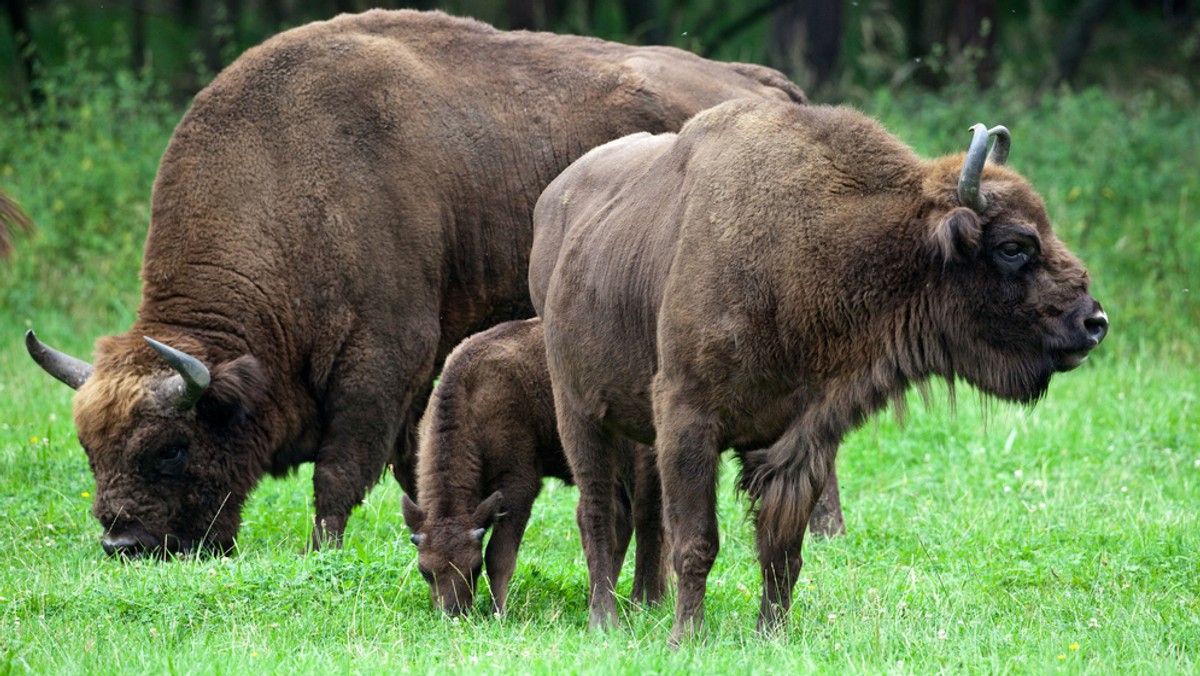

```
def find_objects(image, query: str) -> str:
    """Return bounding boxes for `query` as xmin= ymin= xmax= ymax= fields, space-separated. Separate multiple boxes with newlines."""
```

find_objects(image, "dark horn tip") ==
xmin=26 ymin=328 xmax=94 ymax=389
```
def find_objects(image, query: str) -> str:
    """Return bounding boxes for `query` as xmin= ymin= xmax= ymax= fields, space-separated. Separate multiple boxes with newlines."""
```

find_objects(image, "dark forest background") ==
xmin=3 ymin=0 xmax=1199 ymax=107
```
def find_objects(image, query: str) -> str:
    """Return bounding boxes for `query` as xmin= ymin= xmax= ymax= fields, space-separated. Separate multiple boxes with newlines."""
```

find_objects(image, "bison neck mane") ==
xmin=416 ymin=341 xmax=492 ymax=520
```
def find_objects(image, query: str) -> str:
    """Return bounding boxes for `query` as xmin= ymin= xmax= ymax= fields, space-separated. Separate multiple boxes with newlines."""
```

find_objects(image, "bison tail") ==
xmin=737 ymin=442 xmax=834 ymax=541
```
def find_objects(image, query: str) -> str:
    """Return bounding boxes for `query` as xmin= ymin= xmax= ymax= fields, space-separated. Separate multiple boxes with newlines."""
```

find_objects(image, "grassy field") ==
xmin=1 ymin=61 xmax=1197 ymax=672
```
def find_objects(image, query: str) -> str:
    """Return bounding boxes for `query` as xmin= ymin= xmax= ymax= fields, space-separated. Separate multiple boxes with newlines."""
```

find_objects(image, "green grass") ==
xmin=2 ymin=353 xmax=1196 ymax=672
xmin=1 ymin=56 xmax=1197 ymax=672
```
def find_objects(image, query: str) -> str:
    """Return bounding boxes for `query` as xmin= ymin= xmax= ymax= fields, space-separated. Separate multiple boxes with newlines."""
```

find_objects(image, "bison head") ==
xmin=924 ymin=124 xmax=1107 ymax=402
xmin=27 ymin=330 xmax=268 ymax=557
xmin=401 ymin=491 xmax=502 ymax=616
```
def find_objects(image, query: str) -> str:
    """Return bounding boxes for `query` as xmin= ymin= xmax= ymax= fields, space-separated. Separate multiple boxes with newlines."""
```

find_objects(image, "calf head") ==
xmin=925 ymin=125 xmax=1107 ymax=402
xmin=401 ymin=491 xmax=502 ymax=616
xmin=27 ymin=330 xmax=268 ymax=557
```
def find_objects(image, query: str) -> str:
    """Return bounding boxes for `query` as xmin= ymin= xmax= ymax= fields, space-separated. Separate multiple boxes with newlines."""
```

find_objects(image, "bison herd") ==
xmin=25 ymin=9 xmax=1106 ymax=642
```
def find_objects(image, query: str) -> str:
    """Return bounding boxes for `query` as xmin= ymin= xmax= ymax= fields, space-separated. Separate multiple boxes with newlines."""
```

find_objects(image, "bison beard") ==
xmin=25 ymin=10 xmax=806 ymax=558
xmin=531 ymin=100 xmax=1106 ymax=641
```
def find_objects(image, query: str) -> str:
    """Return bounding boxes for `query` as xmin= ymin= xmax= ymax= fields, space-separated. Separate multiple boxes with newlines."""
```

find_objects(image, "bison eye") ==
xmin=471 ymin=562 xmax=483 ymax=582
xmin=994 ymin=241 xmax=1031 ymax=272
xmin=157 ymin=446 xmax=188 ymax=476
xmin=418 ymin=566 xmax=434 ymax=583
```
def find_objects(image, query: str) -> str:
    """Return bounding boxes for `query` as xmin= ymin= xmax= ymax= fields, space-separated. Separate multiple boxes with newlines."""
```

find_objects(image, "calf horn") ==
xmin=144 ymin=337 xmax=211 ymax=410
xmin=25 ymin=330 xmax=94 ymax=389
xmin=957 ymin=123 xmax=1011 ymax=213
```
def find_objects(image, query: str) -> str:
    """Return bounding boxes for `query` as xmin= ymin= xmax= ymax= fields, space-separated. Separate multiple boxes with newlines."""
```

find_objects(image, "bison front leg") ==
xmin=310 ymin=336 xmax=433 ymax=550
xmin=745 ymin=438 xmax=835 ymax=634
xmin=654 ymin=391 xmax=722 ymax=646
xmin=558 ymin=410 xmax=622 ymax=630
xmin=311 ymin=408 xmax=398 ymax=550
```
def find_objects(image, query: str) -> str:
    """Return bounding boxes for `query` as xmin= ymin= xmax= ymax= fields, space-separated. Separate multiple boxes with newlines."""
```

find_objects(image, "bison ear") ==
xmin=401 ymin=493 xmax=426 ymax=532
xmin=471 ymin=491 xmax=504 ymax=531
xmin=931 ymin=207 xmax=983 ymax=263
xmin=198 ymin=355 xmax=268 ymax=424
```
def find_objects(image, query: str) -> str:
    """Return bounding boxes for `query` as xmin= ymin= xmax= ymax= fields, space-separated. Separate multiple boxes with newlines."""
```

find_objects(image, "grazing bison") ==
xmin=531 ymin=99 xmax=1108 ymax=640
xmin=400 ymin=318 xmax=665 ymax=615
xmin=24 ymin=9 xmax=807 ymax=557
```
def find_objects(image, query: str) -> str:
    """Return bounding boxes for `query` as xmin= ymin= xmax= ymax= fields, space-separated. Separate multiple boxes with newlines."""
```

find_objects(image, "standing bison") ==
xmin=400 ymin=318 xmax=664 ymax=615
xmin=25 ymin=9 xmax=806 ymax=557
xmin=531 ymin=99 xmax=1107 ymax=640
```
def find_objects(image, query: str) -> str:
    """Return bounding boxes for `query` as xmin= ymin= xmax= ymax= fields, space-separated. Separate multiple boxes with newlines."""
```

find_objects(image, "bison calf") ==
xmin=531 ymin=100 xmax=1106 ymax=641
xmin=401 ymin=318 xmax=665 ymax=615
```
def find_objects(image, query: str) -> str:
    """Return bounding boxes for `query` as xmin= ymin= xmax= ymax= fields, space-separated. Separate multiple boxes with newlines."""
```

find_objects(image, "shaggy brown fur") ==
xmin=531 ymin=100 xmax=1107 ymax=639
xmin=0 ymin=189 xmax=32 ymax=259
xmin=27 ymin=10 xmax=806 ymax=557
xmin=400 ymin=318 xmax=664 ymax=615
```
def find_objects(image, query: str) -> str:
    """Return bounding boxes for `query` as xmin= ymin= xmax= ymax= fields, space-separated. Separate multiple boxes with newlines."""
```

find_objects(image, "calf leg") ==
xmin=484 ymin=481 xmax=539 ymax=614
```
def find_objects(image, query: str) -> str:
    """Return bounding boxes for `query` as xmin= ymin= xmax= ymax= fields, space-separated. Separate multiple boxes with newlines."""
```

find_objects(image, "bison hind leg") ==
xmin=557 ymin=409 xmax=623 ymax=630
xmin=806 ymin=467 xmax=846 ymax=537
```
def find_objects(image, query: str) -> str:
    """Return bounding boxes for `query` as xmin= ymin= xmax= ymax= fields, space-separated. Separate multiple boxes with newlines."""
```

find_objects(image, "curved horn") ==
xmin=986 ymin=125 xmax=1011 ymax=166
xmin=958 ymin=123 xmax=990 ymax=212
xmin=26 ymin=330 xmax=93 ymax=389
xmin=957 ymin=124 xmax=1012 ymax=213
xmin=144 ymin=337 xmax=210 ymax=410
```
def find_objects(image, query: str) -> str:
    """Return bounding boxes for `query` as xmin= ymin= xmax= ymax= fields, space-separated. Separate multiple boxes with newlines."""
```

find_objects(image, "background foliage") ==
xmin=0 ymin=0 xmax=1197 ymax=672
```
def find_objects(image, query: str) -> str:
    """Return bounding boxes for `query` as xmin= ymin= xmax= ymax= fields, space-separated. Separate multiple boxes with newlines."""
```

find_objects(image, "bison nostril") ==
xmin=1083 ymin=310 xmax=1109 ymax=346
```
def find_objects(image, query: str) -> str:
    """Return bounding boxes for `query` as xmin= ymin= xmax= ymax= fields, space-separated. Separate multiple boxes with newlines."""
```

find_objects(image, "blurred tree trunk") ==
xmin=262 ymin=0 xmax=285 ymax=33
xmin=769 ymin=0 xmax=842 ymax=91
xmin=201 ymin=0 xmax=242 ymax=75
xmin=4 ymin=0 xmax=43 ymax=106
xmin=622 ymin=0 xmax=664 ymax=43
xmin=506 ymin=0 xmax=563 ymax=30
xmin=769 ymin=3 xmax=803 ymax=76
xmin=804 ymin=0 xmax=842 ymax=87
xmin=949 ymin=0 xmax=996 ymax=88
xmin=900 ymin=0 xmax=997 ymax=89
xmin=1055 ymin=0 xmax=1118 ymax=85
xmin=132 ymin=0 xmax=146 ymax=72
